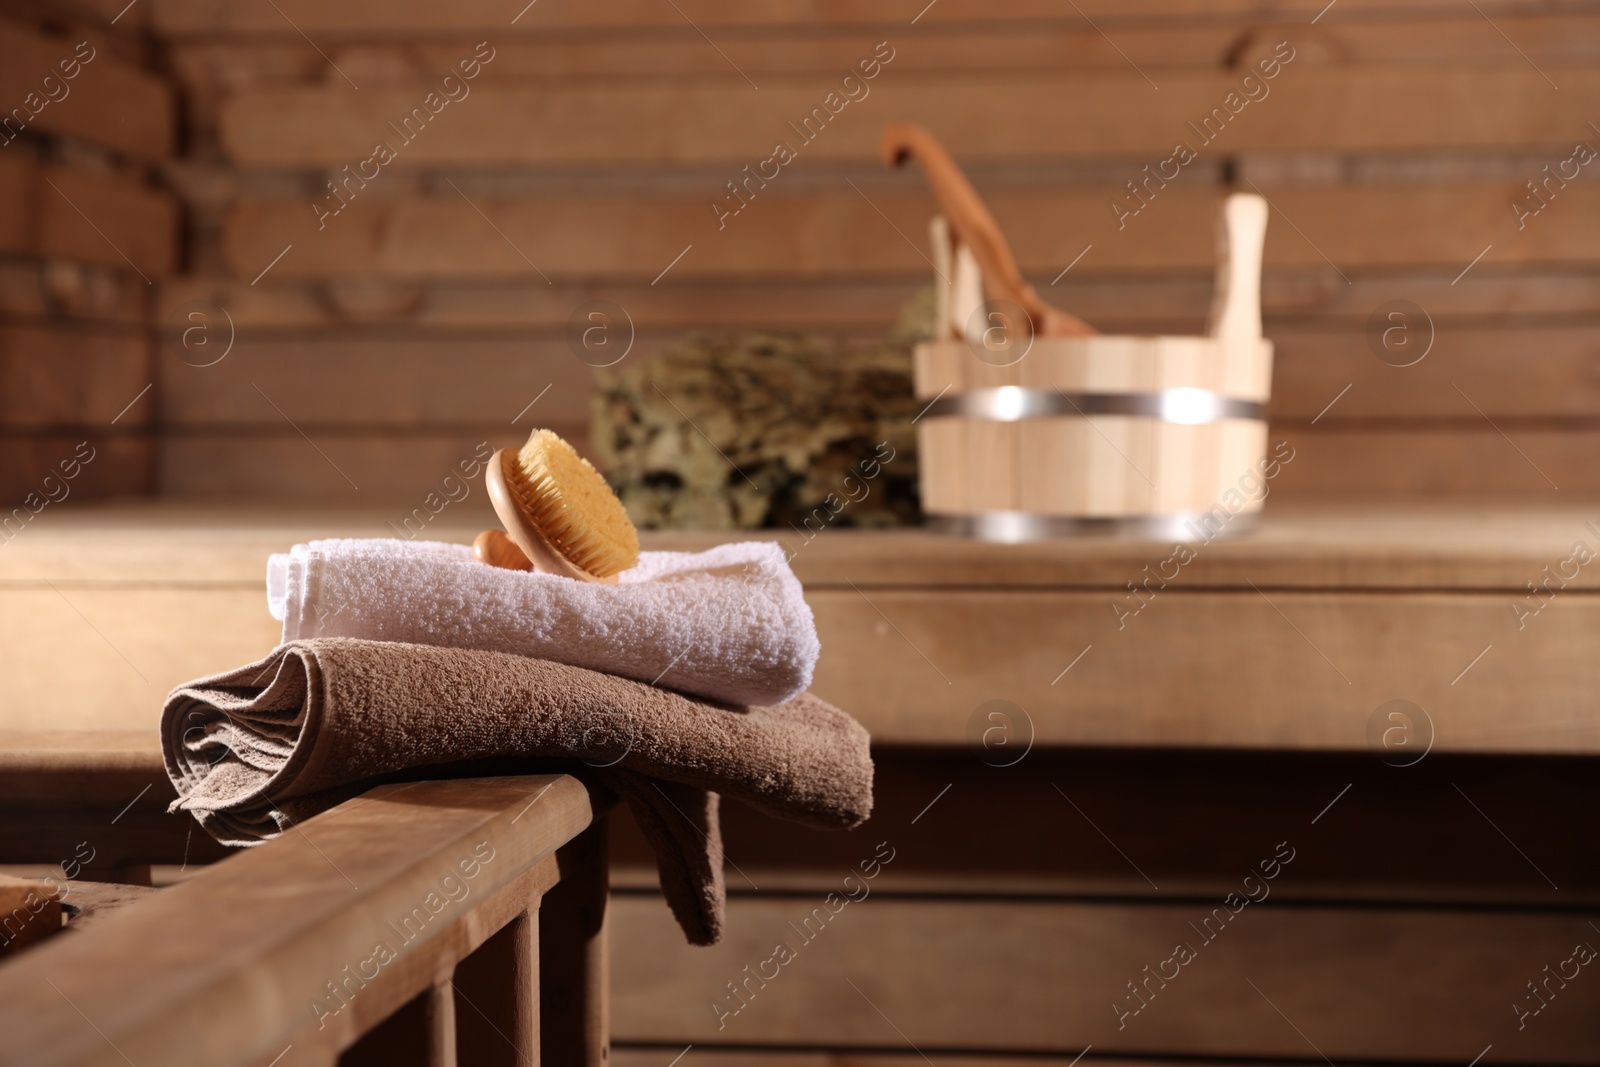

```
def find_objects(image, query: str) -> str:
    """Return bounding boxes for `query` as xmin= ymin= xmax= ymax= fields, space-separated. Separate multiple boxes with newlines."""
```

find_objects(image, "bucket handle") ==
xmin=1208 ymin=193 xmax=1269 ymax=351
xmin=883 ymin=123 xmax=1095 ymax=338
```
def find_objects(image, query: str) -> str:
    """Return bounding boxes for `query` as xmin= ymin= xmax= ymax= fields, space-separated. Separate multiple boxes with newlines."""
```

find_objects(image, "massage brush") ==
xmin=474 ymin=428 xmax=641 ymax=582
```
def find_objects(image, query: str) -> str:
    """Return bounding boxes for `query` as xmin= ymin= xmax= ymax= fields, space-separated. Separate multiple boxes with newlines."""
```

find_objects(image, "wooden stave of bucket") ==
xmin=914 ymin=192 xmax=1274 ymax=542
xmin=913 ymin=333 xmax=1273 ymax=542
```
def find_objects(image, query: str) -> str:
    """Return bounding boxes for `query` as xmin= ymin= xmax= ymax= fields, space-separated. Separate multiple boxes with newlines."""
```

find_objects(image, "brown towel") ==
xmin=161 ymin=638 xmax=873 ymax=945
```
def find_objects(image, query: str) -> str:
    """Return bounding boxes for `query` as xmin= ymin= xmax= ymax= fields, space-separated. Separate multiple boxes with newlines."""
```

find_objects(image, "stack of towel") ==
xmin=163 ymin=538 xmax=873 ymax=945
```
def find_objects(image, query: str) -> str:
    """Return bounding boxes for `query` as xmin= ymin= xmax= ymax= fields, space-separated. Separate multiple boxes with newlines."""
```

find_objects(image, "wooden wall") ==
xmin=0 ymin=0 xmax=176 ymax=505
xmin=126 ymin=0 xmax=1600 ymax=504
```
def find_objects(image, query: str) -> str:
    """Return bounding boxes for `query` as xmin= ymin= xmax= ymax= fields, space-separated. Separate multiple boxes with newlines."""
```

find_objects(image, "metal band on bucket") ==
xmin=920 ymin=386 xmax=1267 ymax=425
xmin=925 ymin=510 xmax=1263 ymax=543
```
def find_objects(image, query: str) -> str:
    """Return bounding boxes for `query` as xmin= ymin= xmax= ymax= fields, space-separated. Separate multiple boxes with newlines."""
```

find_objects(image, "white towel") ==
xmin=266 ymin=538 xmax=819 ymax=707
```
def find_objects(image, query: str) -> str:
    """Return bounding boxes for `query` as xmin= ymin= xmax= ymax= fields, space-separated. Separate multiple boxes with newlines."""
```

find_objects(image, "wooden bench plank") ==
xmin=4 ymin=503 xmax=1599 ymax=590
xmin=610 ymin=894 xmax=1600 ymax=1060
xmin=0 ymin=586 xmax=279 ymax=733
xmin=0 ymin=775 xmax=592 ymax=1067
xmin=805 ymin=586 xmax=1600 ymax=752
xmin=5 ymin=512 xmax=1600 ymax=748
xmin=613 ymin=1055 xmax=1314 ymax=1067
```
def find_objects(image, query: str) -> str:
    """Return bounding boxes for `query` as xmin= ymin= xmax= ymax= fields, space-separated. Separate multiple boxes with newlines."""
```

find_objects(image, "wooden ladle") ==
xmin=882 ymin=122 xmax=1096 ymax=338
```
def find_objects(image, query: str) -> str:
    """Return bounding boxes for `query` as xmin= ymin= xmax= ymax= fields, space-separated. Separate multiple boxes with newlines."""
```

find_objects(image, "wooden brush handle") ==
xmin=473 ymin=529 xmax=534 ymax=571
xmin=483 ymin=449 xmax=619 ymax=583
xmin=883 ymin=123 xmax=1096 ymax=338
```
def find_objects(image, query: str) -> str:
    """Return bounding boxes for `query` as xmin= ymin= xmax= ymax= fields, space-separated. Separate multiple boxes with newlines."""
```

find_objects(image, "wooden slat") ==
xmin=218 ymin=67 xmax=1600 ymax=169
xmin=148 ymin=0 xmax=1600 ymax=34
xmin=613 ymin=1055 xmax=1310 ymax=1067
xmin=1271 ymin=324 xmax=1600 ymax=419
xmin=0 ymin=586 xmax=278 ymax=732
xmin=147 ymin=322 xmax=1600 ymax=427
xmin=0 ymin=775 xmax=592 ymax=1067
xmin=156 ymin=270 xmax=1600 ymax=332
xmin=158 ymin=424 xmax=588 ymax=499
xmin=802 ymin=586 xmax=1600 ymax=752
xmin=0 ymin=156 xmax=178 ymax=277
xmin=158 ymin=334 xmax=607 ymax=428
xmin=9 ymin=503 xmax=1600 ymax=591
xmin=7 ymin=521 xmax=1600 ymax=748
xmin=1275 ymin=423 xmax=1598 ymax=497
xmin=0 ymin=433 xmax=153 ymax=506
xmin=165 ymin=16 xmax=1600 ymax=91
xmin=540 ymin=821 xmax=610 ymax=1067
xmin=614 ymin=746 xmax=1600 ymax=905
xmin=222 ymin=184 xmax=1600 ymax=283
xmin=158 ymin=276 xmax=930 ymax=332
xmin=611 ymin=894 xmax=1599 ymax=1060
xmin=0 ymin=326 xmax=150 ymax=428
xmin=0 ymin=18 xmax=175 ymax=158
xmin=0 ymin=260 xmax=147 ymax=326
xmin=453 ymin=912 xmax=538 ymax=1067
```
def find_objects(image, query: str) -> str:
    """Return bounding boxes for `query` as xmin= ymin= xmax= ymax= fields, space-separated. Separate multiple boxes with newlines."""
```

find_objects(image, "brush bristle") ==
xmin=506 ymin=429 xmax=640 ymax=578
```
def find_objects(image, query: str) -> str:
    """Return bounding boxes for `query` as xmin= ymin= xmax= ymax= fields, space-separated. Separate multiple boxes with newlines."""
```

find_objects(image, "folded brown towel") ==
xmin=161 ymin=638 xmax=873 ymax=944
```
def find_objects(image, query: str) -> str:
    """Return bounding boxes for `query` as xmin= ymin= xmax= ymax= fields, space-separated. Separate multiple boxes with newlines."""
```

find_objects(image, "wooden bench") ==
xmin=5 ymin=503 xmax=1600 ymax=1063
xmin=0 ymin=756 xmax=608 ymax=1067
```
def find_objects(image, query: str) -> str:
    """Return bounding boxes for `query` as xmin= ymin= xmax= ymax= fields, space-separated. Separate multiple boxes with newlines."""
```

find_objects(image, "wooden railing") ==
xmin=0 ymin=774 xmax=608 ymax=1067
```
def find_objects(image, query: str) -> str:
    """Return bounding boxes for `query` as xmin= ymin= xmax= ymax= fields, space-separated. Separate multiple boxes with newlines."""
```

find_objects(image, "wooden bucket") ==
xmin=914 ymin=194 xmax=1274 ymax=542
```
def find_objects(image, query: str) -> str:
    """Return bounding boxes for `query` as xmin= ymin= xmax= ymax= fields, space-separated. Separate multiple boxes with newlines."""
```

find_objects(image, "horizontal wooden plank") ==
xmin=0 ymin=433 xmax=152 ymax=506
xmin=219 ymin=66 xmax=1600 ymax=169
xmin=0 ymin=587 xmax=276 ymax=732
xmin=8 ymin=504 xmax=1600 ymax=593
xmin=5 ymin=0 xmax=153 ymax=32
xmin=158 ymin=334 xmax=613 ymax=428
xmin=145 ymin=321 xmax=1600 ymax=428
xmin=614 ymin=1054 xmax=1304 ymax=1067
xmin=159 ymin=423 xmax=589 ymax=499
xmin=149 ymin=0 xmax=1600 ymax=34
xmin=0 ymin=156 xmax=178 ymax=277
xmin=613 ymin=746 xmax=1600 ymax=904
xmin=1272 ymin=324 xmax=1600 ymax=419
xmin=150 ymin=425 xmax=1600 ymax=502
xmin=158 ymin=269 xmax=1600 ymax=332
xmin=0 ymin=325 xmax=150 ymax=427
xmin=1274 ymin=423 xmax=1597 ymax=497
xmin=9 ymin=736 xmax=1596 ymax=905
xmin=222 ymin=184 xmax=1600 ymax=283
xmin=0 ymin=259 xmax=148 ymax=325
xmin=159 ymin=276 xmax=933 ymax=332
xmin=804 ymin=587 xmax=1600 ymax=752
xmin=611 ymin=894 xmax=1600 ymax=1060
xmin=5 ymin=548 xmax=1600 ymax=750
xmin=0 ymin=776 xmax=589 ymax=1067
xmin=0 ymin=18 xmax=174 ymax=157
xmin=166 ymin=16 xmax=1600 ymax=93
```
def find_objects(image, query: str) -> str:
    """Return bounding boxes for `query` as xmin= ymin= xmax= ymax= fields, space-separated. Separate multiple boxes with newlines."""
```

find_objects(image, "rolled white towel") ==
xmin=266 ymin=538 xmax=819 ymax=707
